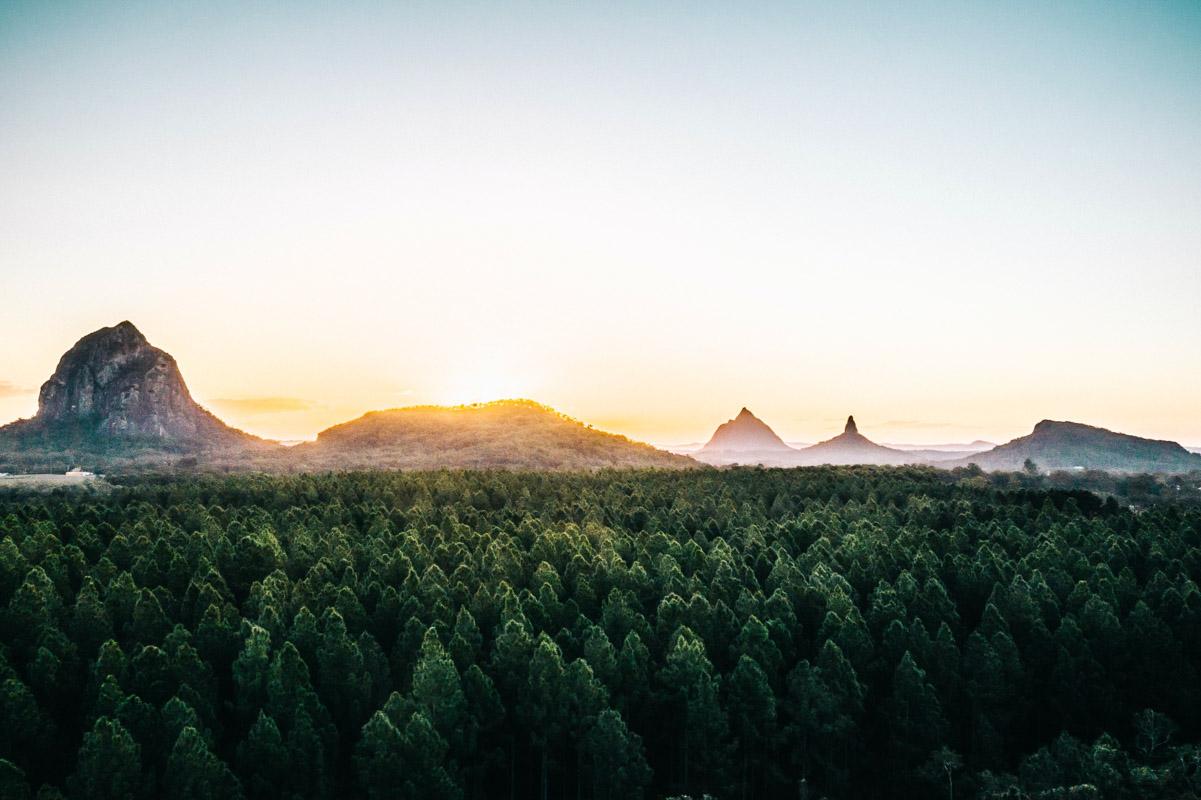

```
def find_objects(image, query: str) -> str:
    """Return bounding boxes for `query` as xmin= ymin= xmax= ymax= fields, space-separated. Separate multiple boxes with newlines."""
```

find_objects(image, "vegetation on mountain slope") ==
xmin=292 ymin=400 xmax=696 ymax=471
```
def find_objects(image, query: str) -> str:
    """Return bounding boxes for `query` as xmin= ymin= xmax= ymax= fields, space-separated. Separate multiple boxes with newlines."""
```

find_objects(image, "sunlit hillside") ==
xmin=292 ymin=400 xmax=698 ymax=471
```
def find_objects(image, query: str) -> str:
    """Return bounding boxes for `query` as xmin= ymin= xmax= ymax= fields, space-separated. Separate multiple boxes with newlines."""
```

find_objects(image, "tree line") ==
xmin=1 ymin=466 xmax=1199 ymax=799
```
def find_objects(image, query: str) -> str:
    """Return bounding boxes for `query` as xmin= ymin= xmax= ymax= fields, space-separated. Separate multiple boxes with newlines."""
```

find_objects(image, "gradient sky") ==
xmin=2 ymin=1 xmax=1199 ymax=445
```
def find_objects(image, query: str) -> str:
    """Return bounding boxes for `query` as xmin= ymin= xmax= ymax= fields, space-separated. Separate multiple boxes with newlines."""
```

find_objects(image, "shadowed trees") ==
xmin=1 ymin=467 xmax=1200 ymax=798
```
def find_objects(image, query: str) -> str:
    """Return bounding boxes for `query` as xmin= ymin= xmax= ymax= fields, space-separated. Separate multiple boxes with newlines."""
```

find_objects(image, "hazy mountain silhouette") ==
xmin=884 ymin=440 xmax=995 ymax=453
xmin=701 ymin=408 xmax=792 ymax=451
xmin=959 ymin=420 xmax=1201 ymax=474
xmin=4 ymin=324 xmax=1197 ymax=476
xmin=292 ymin=400 xmax=697 ymax=470
xmin=0 ymin=322 xmax=270 ymax=470
xmin=889 ymin=440 xmax=994 ymax=463
xmin=791 ymin=416 xmax=918 ymax=466
xmin=693 ymin=408 xmax=801 ymax=465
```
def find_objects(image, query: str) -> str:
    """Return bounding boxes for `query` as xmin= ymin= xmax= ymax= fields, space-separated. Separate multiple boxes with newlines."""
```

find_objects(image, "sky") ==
xmin=1 ymin=1 xmax=1199 ymax=445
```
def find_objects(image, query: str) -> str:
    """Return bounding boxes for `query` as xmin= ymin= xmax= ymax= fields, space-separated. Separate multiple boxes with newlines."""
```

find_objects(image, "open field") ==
xmin=0 ymin=473 xmax=109 ymax=491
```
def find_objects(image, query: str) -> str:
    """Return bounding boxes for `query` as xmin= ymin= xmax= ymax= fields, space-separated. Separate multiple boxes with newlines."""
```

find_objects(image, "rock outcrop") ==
xmin=0 ymin=322 xmax=266 ymax=468
xmin=32 ymin=321 xmax=243 ymax=441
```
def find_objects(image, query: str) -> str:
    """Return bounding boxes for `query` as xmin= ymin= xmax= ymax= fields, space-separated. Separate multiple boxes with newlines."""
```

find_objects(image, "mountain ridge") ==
xmin=959 ymin=419 xmax=1201 ymax=474
xmin=293 ymin=399 xmax=696 ymax=470
xmin=3 ymin=323 xmax=1199 ymax=475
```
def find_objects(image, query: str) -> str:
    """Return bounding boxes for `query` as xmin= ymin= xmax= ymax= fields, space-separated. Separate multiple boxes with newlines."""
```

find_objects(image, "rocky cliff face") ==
xmin=20 ymin=321 xmax=253 ymax=445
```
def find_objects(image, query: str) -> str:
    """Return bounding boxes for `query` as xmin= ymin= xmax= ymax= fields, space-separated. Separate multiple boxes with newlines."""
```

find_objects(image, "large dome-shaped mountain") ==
xmin=292 ymin=399 xmax=696 ymax=470
xmin=959 ymin=420 xmax=1201 ymax=474
xmin=0 ymin=322 xmax=266 ymax=468
xmin=33 ymin=321 xmax=245 ymax=441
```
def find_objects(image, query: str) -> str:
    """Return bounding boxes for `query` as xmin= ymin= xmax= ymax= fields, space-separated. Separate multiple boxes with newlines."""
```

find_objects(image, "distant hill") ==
xmin=890 ymin=441 xmax=993 ymax=463
xmin=792 ymin=416 xmax=918 ymax=466
xmin=884 ymin=440 xmax=995 ymax=453
xmin=291 ymin=400 xmax=697 ymax=470
xmin=0 ymin=321 xmax=273 ymax=471
xmin=960 ymin=420 xmax=1201 ymax=474
xmin=694 ymin=408 xmax=800 ymax=465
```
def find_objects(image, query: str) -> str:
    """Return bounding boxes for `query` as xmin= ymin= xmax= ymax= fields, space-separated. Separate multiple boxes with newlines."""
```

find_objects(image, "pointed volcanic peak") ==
xmin=960 ymin=420 xmax=1201 ymax=474
xmin=293 ymin=399 xmax=697 ymax=471
xmin=0 ymin=321 xmax=271 ymax=470
xmin=692 ymin=407 xmax=800 ymax=466
xmin=700 ymin=408 xmax=794 ymax=454
xmin=792 ymin=415 xmax=917 ymax=466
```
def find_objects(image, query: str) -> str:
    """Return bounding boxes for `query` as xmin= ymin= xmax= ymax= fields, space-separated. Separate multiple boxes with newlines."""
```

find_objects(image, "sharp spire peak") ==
xmin=845 ymin=415 xmax=858 ymax=434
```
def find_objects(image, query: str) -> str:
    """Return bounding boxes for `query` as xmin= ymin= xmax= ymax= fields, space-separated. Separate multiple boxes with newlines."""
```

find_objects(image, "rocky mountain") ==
xmin=700 ymin=407 xmax=793 ymax=453
xmin=292 ymin=399 xmax=697 ymax=470
xmin=959 ymin=420 xmax=1201 ymax=474
xmin=693 ymin=408 xmax=798 ymax=465
xmin=0 ymin=321 xmax=270 ymax=470
xmin=792 ymin=416 xmax=917 ymax=466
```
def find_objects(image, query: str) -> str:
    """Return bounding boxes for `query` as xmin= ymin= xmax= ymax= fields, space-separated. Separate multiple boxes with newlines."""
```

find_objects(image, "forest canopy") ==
xmin=1 ymin=466 xmax=1199 ymax=799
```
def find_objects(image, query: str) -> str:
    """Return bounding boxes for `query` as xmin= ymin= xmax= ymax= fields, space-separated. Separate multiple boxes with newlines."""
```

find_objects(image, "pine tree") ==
xmin=0 ymin=758 xmax=30 ymax=800
xmin=68 ymin=717 xmax=142 ymax=800
xmin=163 ymin=726 xmax=243 ymax=800
xmin=728 ymin=655 xmax=777 ymax=800
xmin=522 ymin=634 xmax=569 ymax=800
xmin=237 ymin=712 xmax=289 ymax=800
xmin=886 ymin=651 xmax=947 ymax=777
xmin=410 ymin=627 xmax=468 ymax=755
xmin=233 ymin=623 xmax=272 ymax=726
xmin=583 ymin=709 xmax=651 ymax=800
xmin=658 ymin=627 xmax=730 ymax=797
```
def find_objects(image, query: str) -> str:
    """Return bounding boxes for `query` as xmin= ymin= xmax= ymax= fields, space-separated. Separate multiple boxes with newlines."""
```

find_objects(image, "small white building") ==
xmin=65 ymin=467 xmax=95 ymax=477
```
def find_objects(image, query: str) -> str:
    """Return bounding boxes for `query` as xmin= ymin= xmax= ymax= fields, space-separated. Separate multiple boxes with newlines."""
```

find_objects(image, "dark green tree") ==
xmin=163 ymin=725 xmax=243 ymax=800
xmin=68 ymin=717 xmax=142 ymax=800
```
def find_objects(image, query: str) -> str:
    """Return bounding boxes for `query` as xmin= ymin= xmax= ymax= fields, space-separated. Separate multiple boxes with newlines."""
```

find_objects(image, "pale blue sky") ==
xmin=2 ymin=1 xmax=1199 ymax=443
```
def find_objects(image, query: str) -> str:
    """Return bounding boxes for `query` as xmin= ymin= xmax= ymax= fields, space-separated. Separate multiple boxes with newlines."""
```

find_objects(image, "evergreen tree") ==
xmin=658 ymin=627 xmax=730 ymax=797
xmin=583 ymin=709 xmax=651 ymax=800
xmin=163 ymin=726 xmax=243 ymax=800
xmin=237 ymin=712 xmax=289 ymax=800
xmin=68 ymin=717 xmax=142 ymax=800
xmin=728 ymin=654 xmax=777 ymax=800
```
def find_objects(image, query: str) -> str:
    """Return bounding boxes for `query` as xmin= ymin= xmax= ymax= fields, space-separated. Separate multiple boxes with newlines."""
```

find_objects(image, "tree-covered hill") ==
xmin=1 ymin=467 xmax=1199 ymax=799
xmin=958 ymin=420 xmax=1201 ymax=474
xmin=291 ymin=400 xmax=696 ymax=471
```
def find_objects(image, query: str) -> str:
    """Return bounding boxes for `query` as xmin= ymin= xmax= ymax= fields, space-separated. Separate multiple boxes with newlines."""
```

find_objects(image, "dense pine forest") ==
xmin=2 ymin=467 xmax=1200 ymax=800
